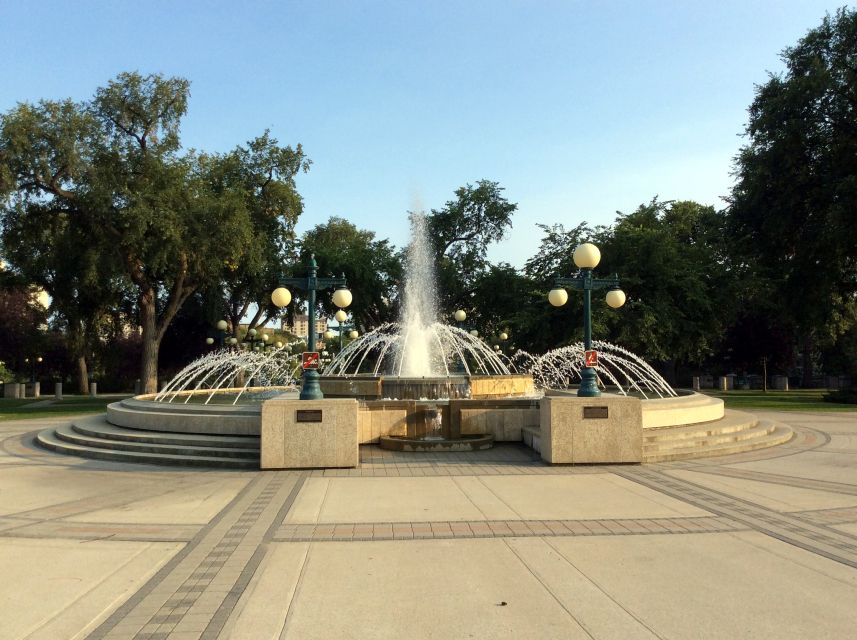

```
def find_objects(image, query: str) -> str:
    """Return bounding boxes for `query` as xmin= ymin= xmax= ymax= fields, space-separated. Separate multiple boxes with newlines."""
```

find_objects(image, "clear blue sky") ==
xmin=0 ymin=0 xmax=843 ymax=267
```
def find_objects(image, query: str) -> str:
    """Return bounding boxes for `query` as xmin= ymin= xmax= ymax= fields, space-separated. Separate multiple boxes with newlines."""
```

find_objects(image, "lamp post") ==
xmin=332 ymin=309 xmax=357 ymax=352
xmin=270 ymin=254 xmax=351 ymax=400
xmin=243 ymin=327 xmax=269 ymax=352
xmin=548 ymin=242 xmax=626 ymax=397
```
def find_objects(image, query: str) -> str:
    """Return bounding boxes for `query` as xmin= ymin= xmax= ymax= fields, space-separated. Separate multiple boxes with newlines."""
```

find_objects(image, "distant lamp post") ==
xmin=332 ymin=309 xmax=357 ymax=351
xmin=270 ymin=254 xmax=351 ymax=400
xmin=548 ymin=242 xmax=625 ymax=397
xmin=214 ymin=319 xmax=229 ymax=347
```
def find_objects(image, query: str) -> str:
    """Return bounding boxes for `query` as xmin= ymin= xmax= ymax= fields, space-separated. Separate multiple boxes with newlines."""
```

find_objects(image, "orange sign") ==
xmin=302 ymin=351 xmax=320 ymax=370
xmin=584 ymin=350 xmax=598 ymax=367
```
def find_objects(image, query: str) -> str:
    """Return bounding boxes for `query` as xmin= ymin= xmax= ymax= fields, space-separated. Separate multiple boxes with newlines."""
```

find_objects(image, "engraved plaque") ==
xmin=296 ymin=409 xmax=323 ymax=422
xmin=583 ymin=406 xmax=609 ymax=419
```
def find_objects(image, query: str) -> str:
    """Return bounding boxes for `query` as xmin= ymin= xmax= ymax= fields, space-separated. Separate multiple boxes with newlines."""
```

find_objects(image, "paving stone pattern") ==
xmin=0 ymin=413 xmax=856 ymax=639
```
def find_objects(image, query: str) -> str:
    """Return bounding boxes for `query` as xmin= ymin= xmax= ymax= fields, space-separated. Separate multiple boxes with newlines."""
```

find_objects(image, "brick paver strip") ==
xmin=613 ymin=466 xmax=857 ymax=570
xmin=87 ymin=473 xmax=306 ymax=640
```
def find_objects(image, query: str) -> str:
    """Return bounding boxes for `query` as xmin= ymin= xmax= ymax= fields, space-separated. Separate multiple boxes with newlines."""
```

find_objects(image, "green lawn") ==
xmin=701 ymin=389 xmax=857 ymax=412
xmin=0 ymin=394 xmax=132 ymax=421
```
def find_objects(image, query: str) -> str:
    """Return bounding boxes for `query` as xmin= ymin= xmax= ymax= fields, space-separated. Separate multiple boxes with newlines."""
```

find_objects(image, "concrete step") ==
xmin=71 ymin=416 xmax=260 ymax=449
xmin=55 ymin=424 xmax=259 ymax=459
xmin=35 ymin=429 xmax=259 ymax=469
xmin=643 ymin=420 xmax=772 ymax=454
xmin=643 ymin=410 xmax=757 ymax=443
xmin=643 ymin=423 xmax=793 ymax=462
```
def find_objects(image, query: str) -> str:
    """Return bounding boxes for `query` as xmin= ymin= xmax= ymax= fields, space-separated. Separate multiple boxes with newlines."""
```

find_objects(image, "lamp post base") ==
xmin=300 ymin=370 xmax=324 ymax=400
xmin=577 ymin=367 xmax=601 ymax=397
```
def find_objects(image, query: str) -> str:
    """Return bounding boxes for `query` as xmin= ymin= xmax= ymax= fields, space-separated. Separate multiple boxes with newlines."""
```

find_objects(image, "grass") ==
xmin=0 ymin=394 xmax=132 ymax=421
xmin=701 ymin=389 xmax=857 ymax=412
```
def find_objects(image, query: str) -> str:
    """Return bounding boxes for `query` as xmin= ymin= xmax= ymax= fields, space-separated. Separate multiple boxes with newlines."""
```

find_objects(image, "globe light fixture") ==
xmin=216 ymin=319 xmax=228 ymax=331
xmin=335 ymin=309 xmax=348 ymax=323
xmin=499 ymin=332 xmax=508 ymax=341
xmin=454 ymin=309 xmax=467 ymax=322
xmin=606 ymin=288 xmax=626 ymax=309
xmin=548 ymin=288 xmax=568 ymax=307
xmin=262 ymin=334 xmax=269 ymax=342
xmin=349 ymin=330 xmax=359 ymax=339
xmin=248 ymin=328 xmax=257 ymax=338
xmin=324 ymin=330 xmax=335 ymax=341
xmin=275 ymin=341 xmax=283 ymax=348
xmin=573 ymin=242 xmax=601 ymax=269
xmin=271 ymin=287 xmax=292 ymax=308
xmin=205 ymin=337 xmax=214 ymax=345
xmin=331 ymin=286 xmax=352 ymax=308
xmin=470 ymin=329 xmax=479 ymax=337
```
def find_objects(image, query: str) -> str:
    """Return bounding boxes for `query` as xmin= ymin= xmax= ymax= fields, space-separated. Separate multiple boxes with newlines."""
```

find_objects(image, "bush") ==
xmin=824 ymin=389 xmax=857 ymax=404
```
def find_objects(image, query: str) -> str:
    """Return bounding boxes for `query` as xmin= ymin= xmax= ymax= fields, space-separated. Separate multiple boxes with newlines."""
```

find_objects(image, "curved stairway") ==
xmin=642 ymin=409 xmax=793 ymax=462
xmin=36 ymin=415 xmax=260 ymax=469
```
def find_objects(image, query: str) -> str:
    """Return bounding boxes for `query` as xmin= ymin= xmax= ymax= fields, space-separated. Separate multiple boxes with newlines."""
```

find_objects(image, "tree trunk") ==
xmin=801 ymin=333 xmax=814 ymax=388
xmin=140 ymin=289 xmax=160 ymax=394
xmin=76 ymin=355 xmax=89 ymax=395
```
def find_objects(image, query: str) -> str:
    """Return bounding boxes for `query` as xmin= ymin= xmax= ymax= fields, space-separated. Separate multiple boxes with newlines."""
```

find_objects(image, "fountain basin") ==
xmin=319 ymin=374 xmax=535 ymax=400
xmin=379 ymin=433 xmax=495 ymax=452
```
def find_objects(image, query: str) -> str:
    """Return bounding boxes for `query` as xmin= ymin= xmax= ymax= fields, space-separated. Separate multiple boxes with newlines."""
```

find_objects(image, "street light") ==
xmin=213 ymin=319 xmax=228 ymax=348
xmin=331 ymin=309 xmax=357 ymax=352
xmin=271 ymin=254 xmax=351 ymax=400
xmin=548 ymin=242 xmax=625 ymax=397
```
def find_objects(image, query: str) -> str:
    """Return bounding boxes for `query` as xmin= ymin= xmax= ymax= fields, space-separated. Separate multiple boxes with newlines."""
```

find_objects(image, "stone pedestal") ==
xmin=772 ymin=375 xmax=789 ymax=391
xmin=692 ymin=376 xmax=701 ymax=391
xmin=539 ymin=395 xmax=642 ymax=464
xmin=25 ymin=382 xmax=40 ymax=398
xmin=718 ymin=376 xmax=730 ymax=391
xmin=54 ymin=382 xmax=63 ymax=400
xmin=261 ymin=397 xmax=359 ymax=469
xmin=89 ymin=382 xmax=98 ymax=397
xmin=3 ymin=383 xmax=22 ymax=399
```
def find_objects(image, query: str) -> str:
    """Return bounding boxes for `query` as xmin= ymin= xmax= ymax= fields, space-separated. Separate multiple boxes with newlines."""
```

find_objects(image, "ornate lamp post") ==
xmin=243 ymin=328 xmax=271 ymax=352
xmin=548 ymin=242 xmax=626 ymax=397
xmin=270 ymin=254 xmax=351 ymax=400
xmin=332 ymin=309 xmax=358 ymax=352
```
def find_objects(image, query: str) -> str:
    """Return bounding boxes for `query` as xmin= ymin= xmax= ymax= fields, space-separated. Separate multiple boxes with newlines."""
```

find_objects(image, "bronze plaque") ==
xmin=296 ymin=409 xmax=323 ymax=422
xmin=583 ymin=406 xmax=609 ymax=419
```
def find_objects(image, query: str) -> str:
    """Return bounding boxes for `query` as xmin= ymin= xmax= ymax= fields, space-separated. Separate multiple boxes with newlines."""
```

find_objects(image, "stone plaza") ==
xmin=1 ymin=409 xmax=856 ymax=639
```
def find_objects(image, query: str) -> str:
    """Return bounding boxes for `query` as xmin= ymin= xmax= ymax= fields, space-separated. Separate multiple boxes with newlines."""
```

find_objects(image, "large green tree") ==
xmin=300 ymin=217 xmax=402 ymax=329
xmin=0 ymin=73 xmax=303 ymax=392
xmin=729 ymin=8 xmax=857 ymax=385
xmin=426 ymin=180 xmax=518 ymax=318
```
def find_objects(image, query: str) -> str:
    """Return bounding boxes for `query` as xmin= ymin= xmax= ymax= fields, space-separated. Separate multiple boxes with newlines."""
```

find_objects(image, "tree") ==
xmin=426 ymin=180 xmax=518 ymax=317
xmin=0 ymin=73 xmax=305 ymax=392
xmin=598 ymin=200 xmax=735 ymax=375
xmin=729 ymin=8 xmax=857 ymax=385
xmin=209 ymin=131 xmax=310 ymax=339
xmin=522 ymin=200 xmax=735 ymax=380
xmin=300 ymin=217 xmax=402 ymax=329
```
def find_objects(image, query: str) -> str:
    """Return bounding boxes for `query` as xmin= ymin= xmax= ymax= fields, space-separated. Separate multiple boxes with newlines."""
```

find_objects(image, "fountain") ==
xmin=36 ymin=211 xmax=793 ymax=467
xmin=319 ymin=212 xmax=534 ymax=451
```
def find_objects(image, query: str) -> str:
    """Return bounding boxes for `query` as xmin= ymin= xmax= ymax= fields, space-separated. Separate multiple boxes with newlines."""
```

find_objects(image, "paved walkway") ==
xmin=0 ymin=410 xmax=855 ymax=639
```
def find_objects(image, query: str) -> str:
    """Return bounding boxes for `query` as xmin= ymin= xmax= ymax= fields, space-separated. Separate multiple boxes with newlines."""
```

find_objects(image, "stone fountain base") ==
xmin=379 ymin=433 xmax=495 ymax=452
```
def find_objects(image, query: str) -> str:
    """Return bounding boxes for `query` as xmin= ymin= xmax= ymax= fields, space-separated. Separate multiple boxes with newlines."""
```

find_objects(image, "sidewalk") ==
xmin=0 ymin=410 xmax=855 ymax=639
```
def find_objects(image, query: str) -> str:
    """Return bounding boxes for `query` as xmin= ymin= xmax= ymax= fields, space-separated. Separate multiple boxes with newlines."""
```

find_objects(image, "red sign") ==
xmin=302 ymin=351 xmax=320 ymax=370
xmin=584 ymin=350 xmax=598 ymax=367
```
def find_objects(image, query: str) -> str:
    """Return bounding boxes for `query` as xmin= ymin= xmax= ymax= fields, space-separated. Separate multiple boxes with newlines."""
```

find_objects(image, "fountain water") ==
xmin=511 ymin=341 xmax=677 ymax=399
xmin=154 ymin=346 xmax=301 ymax=405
